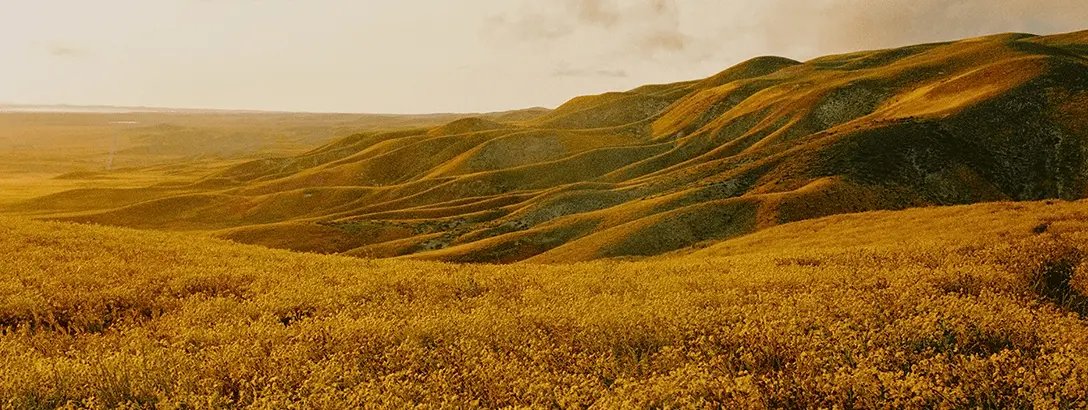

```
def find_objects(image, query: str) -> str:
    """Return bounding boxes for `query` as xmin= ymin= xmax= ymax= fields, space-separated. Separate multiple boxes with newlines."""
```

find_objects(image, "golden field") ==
xmin=5 ymin=199 xmax=1088 ymax=408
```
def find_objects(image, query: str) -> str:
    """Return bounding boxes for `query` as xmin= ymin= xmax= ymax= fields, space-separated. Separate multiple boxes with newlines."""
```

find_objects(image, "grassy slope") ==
xmin=6 ymin=199 xmax=1088 ymax=407
xmin=22 ymin=30 xmax=1088 ymax=263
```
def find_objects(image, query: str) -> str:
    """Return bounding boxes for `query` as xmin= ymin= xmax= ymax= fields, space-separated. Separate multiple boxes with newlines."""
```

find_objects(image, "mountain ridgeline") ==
xmin=32 ymin=30 xmax=1088 ymax=262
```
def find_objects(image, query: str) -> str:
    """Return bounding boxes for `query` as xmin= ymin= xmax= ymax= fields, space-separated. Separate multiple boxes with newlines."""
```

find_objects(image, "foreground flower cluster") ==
xmin=3 ymin=201 xmax=1088 ymax=408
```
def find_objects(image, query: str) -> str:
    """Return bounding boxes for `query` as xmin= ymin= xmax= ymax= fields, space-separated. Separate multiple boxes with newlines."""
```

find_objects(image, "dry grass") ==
xmin=5 ymin=198 xmax=1088 ymax=408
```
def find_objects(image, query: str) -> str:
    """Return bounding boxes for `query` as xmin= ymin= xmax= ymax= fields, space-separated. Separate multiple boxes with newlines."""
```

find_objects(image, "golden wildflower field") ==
xmin=5 ymin=199 xmax=1088 ymax=408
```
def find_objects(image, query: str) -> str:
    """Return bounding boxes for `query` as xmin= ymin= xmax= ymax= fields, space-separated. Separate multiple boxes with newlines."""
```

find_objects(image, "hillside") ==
xmin=5 ymin=199 xmax=1088 ymax=407
xmin=12 ymin=30 xmax=1088 ymax=263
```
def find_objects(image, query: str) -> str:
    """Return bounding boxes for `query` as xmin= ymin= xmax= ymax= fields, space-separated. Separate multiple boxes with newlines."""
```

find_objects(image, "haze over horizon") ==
xmin=3 ymin=0 xmax=1087 ymax=114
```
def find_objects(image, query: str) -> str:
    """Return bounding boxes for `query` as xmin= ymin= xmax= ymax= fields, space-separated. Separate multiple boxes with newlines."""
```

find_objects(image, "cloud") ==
xmin=746 ymin=0 xmax=1088 ymax=59
xmin=485 ymin=0 xmax=1088 ymax=69
xmin=482 ymin=14 xmax=571 ymax=42
xmin=46 ymin=44 xmax=88 ymax=58
xmin=572 ymin=0 xmax=621 ymax=27
xmin=640 ymin=30 xmax=687 ymax=54
xmin=483 ymin=0 xmax=695 ymax=59
xmin=551 ymin=67 xmax=629 ymax=78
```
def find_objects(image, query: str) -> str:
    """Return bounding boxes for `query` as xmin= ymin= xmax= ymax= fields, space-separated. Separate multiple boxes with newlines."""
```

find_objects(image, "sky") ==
xmin=1 ymin=0 xmax=1086 ymax=114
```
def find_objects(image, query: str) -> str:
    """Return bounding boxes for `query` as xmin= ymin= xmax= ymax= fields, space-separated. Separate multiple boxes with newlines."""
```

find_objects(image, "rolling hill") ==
xmin=14 ymin=30 xmax=1088 ymax=263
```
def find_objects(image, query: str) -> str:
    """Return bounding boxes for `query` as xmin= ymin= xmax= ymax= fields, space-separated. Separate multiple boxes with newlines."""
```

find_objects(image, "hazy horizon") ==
xmin=3 ymin=0 xmax=1087 ymax=114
